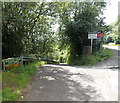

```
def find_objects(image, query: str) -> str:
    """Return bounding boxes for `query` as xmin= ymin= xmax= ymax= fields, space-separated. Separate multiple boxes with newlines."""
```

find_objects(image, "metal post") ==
xmin=3 ymin=61 xmax=5 ymax=71
xmin=20 ymin=56 xmax=23 ymax=66
xmin=91 ymin=39 xmax=93 ymax=53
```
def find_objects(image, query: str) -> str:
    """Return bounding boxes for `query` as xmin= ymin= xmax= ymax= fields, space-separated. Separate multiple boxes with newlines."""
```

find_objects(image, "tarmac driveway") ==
xmin=22 ymin=46 xmax=119 ymax=101
xmin=25 ymin=64 xmax=118 ymax=101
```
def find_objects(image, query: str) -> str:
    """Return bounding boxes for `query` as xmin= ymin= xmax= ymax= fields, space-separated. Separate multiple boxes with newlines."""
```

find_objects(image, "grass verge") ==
xmin=2 ymin=61 xmax=46 ymax=101
xmin=71 ymin=48 xmax=114 ymax=66
xmin=104 ymin=44 xmax=120 ymax=46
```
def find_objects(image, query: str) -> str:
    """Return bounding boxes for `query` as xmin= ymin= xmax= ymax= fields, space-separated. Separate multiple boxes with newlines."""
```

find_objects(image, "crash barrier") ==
xmin=2 ymin=57 xmax=22 ymax=71
xmin=21 ymin=56 xmax=35 ymax=65
xmin=2 ymin=56 xmax=36 ymax=71
xmin=2 ymin=56 xmax=58 ymax=70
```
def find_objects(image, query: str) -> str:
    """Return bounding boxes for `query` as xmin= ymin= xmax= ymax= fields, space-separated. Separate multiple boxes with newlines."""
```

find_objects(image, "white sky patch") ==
xmin=103 ymin=0 xmax=119 ymax=25
xmin=51 ymin=23 xmax=59 ymax=32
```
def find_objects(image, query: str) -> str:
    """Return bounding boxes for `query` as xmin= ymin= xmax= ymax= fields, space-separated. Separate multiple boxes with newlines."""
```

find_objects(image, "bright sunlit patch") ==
xmin=45 ymin=76 xmax=55 ymax=80
xmin=103 ymin=0 xmax=119 ymax=24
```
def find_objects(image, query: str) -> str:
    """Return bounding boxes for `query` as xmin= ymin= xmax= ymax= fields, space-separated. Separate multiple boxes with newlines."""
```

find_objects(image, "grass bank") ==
xmin=2 ymin=61 xmax=45 ymax=101
xmin=70 ymin=48 xmax=114 ymax=66
xmin=104 ymin=44 xmax=120 ymax=46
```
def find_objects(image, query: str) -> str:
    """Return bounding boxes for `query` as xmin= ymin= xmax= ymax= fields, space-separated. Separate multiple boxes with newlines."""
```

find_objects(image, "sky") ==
xmin=103 ymin=0 xmax=119 ymax=25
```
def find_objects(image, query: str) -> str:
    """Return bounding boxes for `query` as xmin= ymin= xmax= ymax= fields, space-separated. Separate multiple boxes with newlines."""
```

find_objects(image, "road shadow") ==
xmin=27 ymin=65 xmax=100 ymax=101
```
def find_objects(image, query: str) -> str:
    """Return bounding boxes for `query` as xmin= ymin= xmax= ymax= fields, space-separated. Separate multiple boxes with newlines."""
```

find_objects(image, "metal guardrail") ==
xmin=2 ymin=56 xmax=37 ymax=70
xmin=2 ymin=56 xmax=58 ymax=70
xmin=2 ymin=57 xmax=22 ymax=70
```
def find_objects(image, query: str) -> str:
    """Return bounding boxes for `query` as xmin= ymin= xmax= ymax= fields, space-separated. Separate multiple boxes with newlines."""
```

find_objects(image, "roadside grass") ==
xmin=104 ymin=44 xmax=120 ymax=46
xmin=2 ymin=61 xmax=46 ymax=101
xmin=71 ymin=48 xmax=114 ymax=66
xmin=0 ymin=72 xmax=2 ymax=102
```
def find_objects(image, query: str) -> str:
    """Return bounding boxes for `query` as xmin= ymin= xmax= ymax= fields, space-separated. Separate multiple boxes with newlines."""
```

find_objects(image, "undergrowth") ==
xmin=2 ymin=61 xmax=46 ymax=101
xmin=69 ymin=48 xmax=114 ymax=66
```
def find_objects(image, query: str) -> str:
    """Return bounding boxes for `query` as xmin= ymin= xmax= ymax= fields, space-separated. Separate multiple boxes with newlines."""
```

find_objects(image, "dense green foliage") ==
xmin=2 ymin=61 xmax=46 ymax=101
xmin=62 ymin=2 xmax=108 ymax=62
xmin=2 ymin=2 xmax=57 ymax=59
xmin=104 ymin=16 xmax=120 ymax=44
xmin=2 ymin=2 xmax=109 ymax=63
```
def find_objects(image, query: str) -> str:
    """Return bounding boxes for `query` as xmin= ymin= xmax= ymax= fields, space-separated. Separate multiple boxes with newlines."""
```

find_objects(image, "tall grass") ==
xmin=69 ymin=48 xmax=114 ymax=66
xmin=2 ymin=61 xmax=46 ymax=101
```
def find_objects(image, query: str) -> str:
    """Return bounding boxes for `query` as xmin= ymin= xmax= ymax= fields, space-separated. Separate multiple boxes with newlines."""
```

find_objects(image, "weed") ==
xmin=69 ymin=48 xmax=114 ymax=66
xmin=2 ymin=88 xmax=20 ymax=101
xmin=2 ymin=61 xmax=45 ymax=101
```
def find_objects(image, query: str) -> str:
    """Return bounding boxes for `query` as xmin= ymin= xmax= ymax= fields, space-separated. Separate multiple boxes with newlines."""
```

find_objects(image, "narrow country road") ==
xmin=22 ymin=46 xmax=119 ymax=101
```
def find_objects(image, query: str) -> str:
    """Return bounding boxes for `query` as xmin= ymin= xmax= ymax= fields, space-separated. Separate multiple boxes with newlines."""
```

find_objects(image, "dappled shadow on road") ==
xmin=27 ymin=65 xmax=100 ymax=101
xmin=53 ymin=49 xmax=120 ymax=70
xmin=66 ymin=49 xmax=120 ymax=70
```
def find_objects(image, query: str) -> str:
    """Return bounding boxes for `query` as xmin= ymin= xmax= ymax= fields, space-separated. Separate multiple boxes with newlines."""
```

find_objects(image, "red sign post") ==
xmin=97 ymin=33 xmax=103 ymax=37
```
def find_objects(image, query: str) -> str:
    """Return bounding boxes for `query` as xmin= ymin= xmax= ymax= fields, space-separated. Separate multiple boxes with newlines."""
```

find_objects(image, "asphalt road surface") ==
xmin=21 ymin=46 xmax=119 ymax=101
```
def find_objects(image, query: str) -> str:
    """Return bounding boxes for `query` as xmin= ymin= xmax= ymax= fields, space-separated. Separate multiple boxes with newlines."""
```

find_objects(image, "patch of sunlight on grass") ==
xmin=104 ymin=44 xmax=120 ymax=46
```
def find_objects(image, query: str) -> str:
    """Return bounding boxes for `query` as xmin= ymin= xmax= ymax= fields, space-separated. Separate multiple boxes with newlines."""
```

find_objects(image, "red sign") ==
xmin=97 ymin=33 xmax=103 ymax=37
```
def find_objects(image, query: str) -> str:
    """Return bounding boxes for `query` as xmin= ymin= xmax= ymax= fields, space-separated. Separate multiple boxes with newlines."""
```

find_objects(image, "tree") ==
xmin=2 ymin=2 xmax=108 ymax=63
xmin=2 ymin=2 xmax=37 ymax=58
xmin=2 ymin=2 xmax=57 ymax=59
xmin=106 ymin=16 xmax=120 ymax=44
xmin=58 ymin=2 xmax=107 ymax=63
